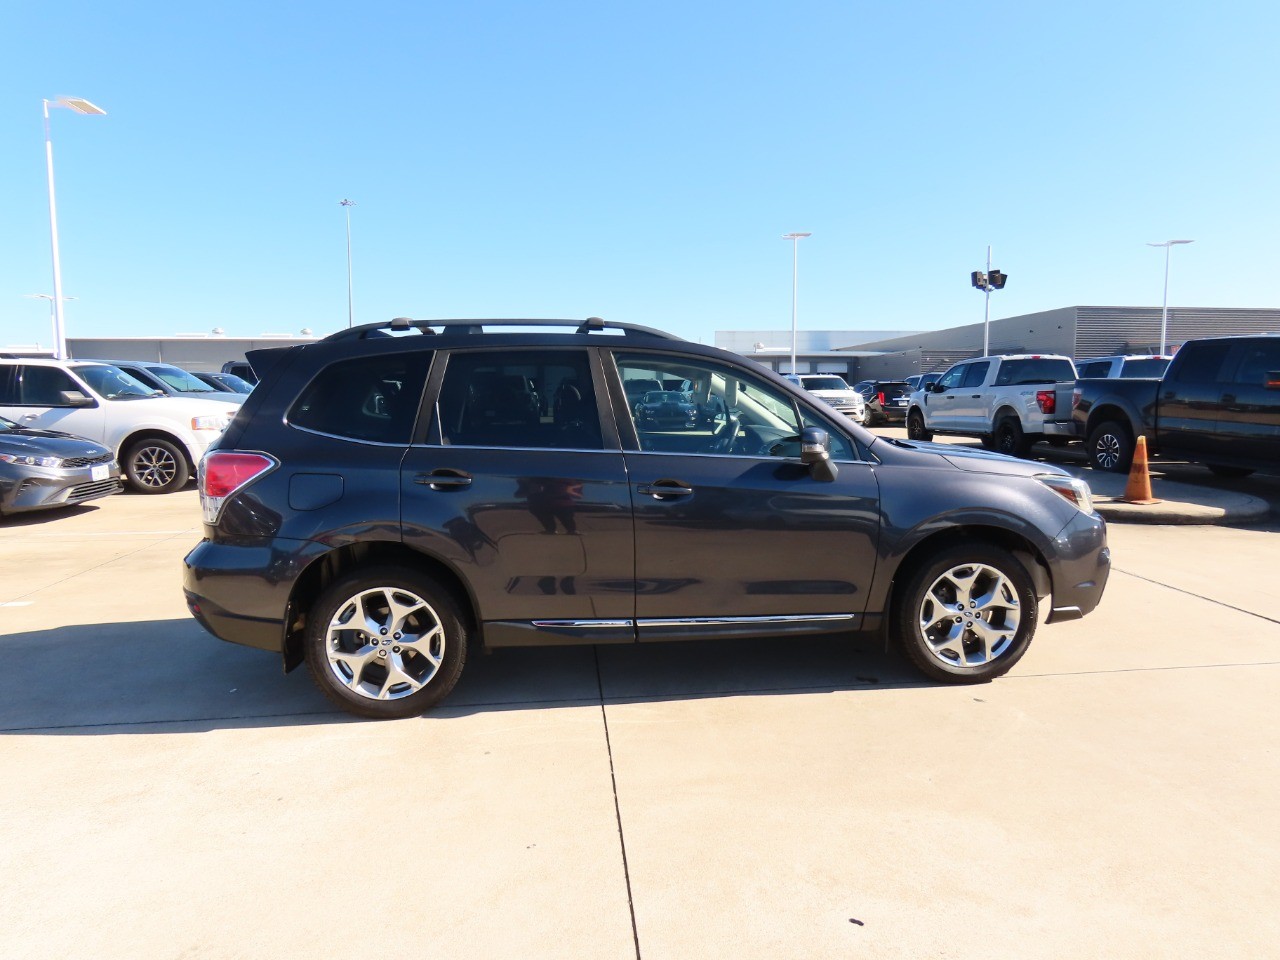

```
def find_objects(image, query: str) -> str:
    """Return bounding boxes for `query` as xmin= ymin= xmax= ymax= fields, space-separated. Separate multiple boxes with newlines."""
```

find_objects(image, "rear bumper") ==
xmin=182 ymin=537 xmax=322 ymax=653
xmin=1043 ymin=421 xmax=1080 ymax=438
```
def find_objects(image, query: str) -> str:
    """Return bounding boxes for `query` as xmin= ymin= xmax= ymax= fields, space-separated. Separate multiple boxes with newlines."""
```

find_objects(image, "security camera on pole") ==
xmin=970 ymin=245 xmax=1008 ymax=356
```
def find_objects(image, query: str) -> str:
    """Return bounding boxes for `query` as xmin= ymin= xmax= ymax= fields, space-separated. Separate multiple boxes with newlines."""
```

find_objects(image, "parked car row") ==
xmin=0 ymin=356 xmax=257 ymax=517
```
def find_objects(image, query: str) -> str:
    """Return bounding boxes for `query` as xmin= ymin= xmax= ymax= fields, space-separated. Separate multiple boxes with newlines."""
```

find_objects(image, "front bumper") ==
xmin=1044 ymin=509 xmax=1111 ymax=623
xmin=0 ymin=462 xmax=123 ymax=514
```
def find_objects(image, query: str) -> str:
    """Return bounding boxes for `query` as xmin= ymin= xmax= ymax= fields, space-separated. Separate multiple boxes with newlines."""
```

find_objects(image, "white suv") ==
xmin=0 ymin=359 xmax=238 ymax=494
xmin=785 ymin=374 xmax=867 ymax=424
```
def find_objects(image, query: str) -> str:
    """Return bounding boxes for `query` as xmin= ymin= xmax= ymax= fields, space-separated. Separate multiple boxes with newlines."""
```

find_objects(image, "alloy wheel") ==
xmin=132 ymin=445 xmax=178 ymax=488
xmin=916 ymin=562 xmax=1021 ymax=668
xmin=325 ymin=587 xmax=445 ymax=701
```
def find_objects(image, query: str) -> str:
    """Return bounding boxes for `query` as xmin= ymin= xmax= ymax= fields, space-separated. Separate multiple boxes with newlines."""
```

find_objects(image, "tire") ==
xmin=304 ymin=566 xmax=468 ymax=720
xmin=1207 ymin=464 xmax=1254 ymax=479
xmin=124 ymin=438 xmax=190 ymax=493
xmin=892 ymin=544 xmax=1039 ymax=684
xmin=993 ymin=416 xmax=1032 ymax=458
xmin=978 ymin=436 xmax=995 ymax=450
xmin=906 ymin=410 xmax=933 ymax=442
xmin=1086 ymin=420 xmax=1133 ymax=473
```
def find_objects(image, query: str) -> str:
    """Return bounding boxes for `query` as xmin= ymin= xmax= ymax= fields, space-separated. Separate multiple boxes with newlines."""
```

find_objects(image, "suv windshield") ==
xmin=802 ymin=376 xmax=851 ymax=391
xmin=73 ymin=364 xmax=159 ymax=400
xmin=149 ymin=365 xmax=218 ymax=392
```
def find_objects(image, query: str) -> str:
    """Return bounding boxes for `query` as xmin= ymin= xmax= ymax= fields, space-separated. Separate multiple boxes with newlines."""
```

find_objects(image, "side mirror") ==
xmin=799 ymin=426 xmax=838 ymax=482
xmin=59 ymin=390 xmax=94 ymax=407
xmin=929 ymin=382 xmax=944 ymax=393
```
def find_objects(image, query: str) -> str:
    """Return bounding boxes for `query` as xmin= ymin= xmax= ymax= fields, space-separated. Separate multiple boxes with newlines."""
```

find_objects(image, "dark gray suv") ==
xmin=183 ymin=318 xmax=1110 ymax=719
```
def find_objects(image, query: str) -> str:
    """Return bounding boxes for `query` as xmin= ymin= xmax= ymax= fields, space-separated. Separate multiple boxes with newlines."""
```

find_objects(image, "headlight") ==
xmin=191 ymin=416 xmax=223 ymax=431
xmin=0 ymin=453 xmax=63 ymax=467
xmin=1035 ymin=474 xmax=1094 ymax=514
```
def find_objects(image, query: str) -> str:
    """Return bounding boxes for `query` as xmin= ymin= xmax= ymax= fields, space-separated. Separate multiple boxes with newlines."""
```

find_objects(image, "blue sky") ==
xmin=2 ymin=0 xmax=1278 ymax=348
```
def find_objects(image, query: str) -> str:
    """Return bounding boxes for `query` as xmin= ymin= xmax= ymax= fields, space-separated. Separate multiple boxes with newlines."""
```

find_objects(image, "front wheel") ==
xmin=304 ymin=566 xmax=468 ymax=719
xmin=1086 ymin=420 xmax=1134 ymax=473
xmin=124 ymin=438 xmax=190 ymax=493
xmin=906 ymin=410 xmax=933 ymax=442
xmin=892 ymin=544 xmax=1038 ymax=684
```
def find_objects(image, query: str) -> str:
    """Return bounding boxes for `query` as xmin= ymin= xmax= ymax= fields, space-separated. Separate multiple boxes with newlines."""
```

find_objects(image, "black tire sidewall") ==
xmin=892 ymin=543 xmax=1039 ymax=684
xmin=994 ymin=417 xmax=1028 ymax=458
xmin=124 ymin=438 xmax=190 ymax=494
xmin=304 ymin=566 xmax=468 ymax=719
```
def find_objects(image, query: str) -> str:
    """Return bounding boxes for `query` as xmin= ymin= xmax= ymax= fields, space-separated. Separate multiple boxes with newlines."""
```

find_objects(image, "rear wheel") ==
xmin=124 ymin=438 xmax=190 ymax=493
xmin=892 ymin=544 xmax=1038 ymax=683
xmin=906 ymin=410 xmax=933 ymax=442
xmin=994 ymin=416 xmax=1031 ymax=458
xmin=304 ymin=566 xmax=468 ymax=719
xmin=1086 ymin=420 xmax=1133 ymax=473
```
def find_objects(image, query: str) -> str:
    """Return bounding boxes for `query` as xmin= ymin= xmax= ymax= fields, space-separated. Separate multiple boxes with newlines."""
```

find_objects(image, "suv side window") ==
xmin=614 ymin=352 xmax=854 ymax=460
xmin=435 ymin=350 xmax=602 ymax=450
xmin=937 ymin=365 xmax=967 ymax=390
xmin=21 ymin=366 xmax=79 ymax=405
xmin=1077 ymin=361 xmax=1108 ymax=378
xmin=289 ymin=352 xmax=432 ymax=444
xmin=0 ymin=366 xmax=18 ymax=404
xmin=961 ymin=361 xmax=990 ymax=388
xmin=1167 ymin=341 xmax=1232 ymax=384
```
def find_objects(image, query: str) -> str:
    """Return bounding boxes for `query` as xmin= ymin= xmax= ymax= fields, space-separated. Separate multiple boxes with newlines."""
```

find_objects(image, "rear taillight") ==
xmin=877 ymin=391 xmax=886 ymax=405
xmin=1036 ymin=390 xmax=1055 ymax=414
xmin=200 ymin=451 xmax=276 ymax=524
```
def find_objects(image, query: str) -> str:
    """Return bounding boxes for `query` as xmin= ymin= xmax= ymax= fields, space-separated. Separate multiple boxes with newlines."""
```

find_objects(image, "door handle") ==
xmin=970 ymin=394 xmax=982 ymax=399
xmin=637 ymin=479 xmax=693 ymax=500
xmin=21 ymin=414 xmax=38 ymax=421
xmin=415 ymin=470 xmax=472 ymax=490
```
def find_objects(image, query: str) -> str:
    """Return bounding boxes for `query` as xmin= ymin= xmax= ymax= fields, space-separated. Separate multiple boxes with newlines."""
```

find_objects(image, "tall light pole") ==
xmin=782 ymin=232 xmax=811 ymax=374
xmin=43 ymin=96 xmax=106 ymax=360
xmin=970 ymin=245 xmax=1007 ymax=356
xmin=24 ymin=294 xmax=78 ymax=350
xmin=340 ymin=199 xmax=356 ymax=327
xmin=1146 ymin=239 xmax=1193 ymax=354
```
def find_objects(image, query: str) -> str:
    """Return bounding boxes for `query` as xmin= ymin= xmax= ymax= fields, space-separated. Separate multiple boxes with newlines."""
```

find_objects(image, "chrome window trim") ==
xmin=531 ymin=620 xmax=635 ymax=629
xmin=413 ymin=442 xmax=624 ymax=454
xmin=285 ymin=423 xmax=410 ymax=448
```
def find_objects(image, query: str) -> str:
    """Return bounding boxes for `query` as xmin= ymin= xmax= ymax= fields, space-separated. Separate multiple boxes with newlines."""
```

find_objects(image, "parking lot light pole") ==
xmin=783 ymin=232 xmax=811 ymax=375
xmin=43 ymin=97 xmax=106 ymax=360
xmin=970 ymin=245 xmax=1007 ymax=356
xmin=1147 ymin=240 xmax=1193 ymax=354
xmin=24 ymin=293 xmax=78 ymax=349
xmin=340 ymin=199 xmax=356 ymax=328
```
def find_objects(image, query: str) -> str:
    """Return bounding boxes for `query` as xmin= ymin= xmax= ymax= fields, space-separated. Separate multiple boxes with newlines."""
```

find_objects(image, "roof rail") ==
xmin=321 ymin=317 xmax=681 ymax=343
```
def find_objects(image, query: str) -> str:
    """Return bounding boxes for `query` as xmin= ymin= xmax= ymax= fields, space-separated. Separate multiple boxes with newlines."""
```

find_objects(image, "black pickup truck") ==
xmin=1072 ymin=334 xmax=1280 ymax=477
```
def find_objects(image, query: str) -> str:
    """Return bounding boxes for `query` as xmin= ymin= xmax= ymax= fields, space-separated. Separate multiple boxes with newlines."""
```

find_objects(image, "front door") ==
xmin=611 ymin=351 xmax=880 ymax=640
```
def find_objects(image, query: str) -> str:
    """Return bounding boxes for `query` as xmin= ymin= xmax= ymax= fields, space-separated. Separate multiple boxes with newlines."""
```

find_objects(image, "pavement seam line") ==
xmin=1113 ymin=566 xmax=1280 ymax=626
xmin=594 ymin=646 xmax=643 ymax=960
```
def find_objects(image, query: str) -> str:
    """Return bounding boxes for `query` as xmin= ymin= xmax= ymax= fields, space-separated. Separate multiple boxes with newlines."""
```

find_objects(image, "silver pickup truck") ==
xmin=905 ymin=354 xmax=1079 ymax=457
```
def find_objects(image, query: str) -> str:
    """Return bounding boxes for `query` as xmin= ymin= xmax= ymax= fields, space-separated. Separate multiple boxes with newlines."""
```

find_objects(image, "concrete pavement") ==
xmin=1 ymin=489 xmax=1278 ymax=959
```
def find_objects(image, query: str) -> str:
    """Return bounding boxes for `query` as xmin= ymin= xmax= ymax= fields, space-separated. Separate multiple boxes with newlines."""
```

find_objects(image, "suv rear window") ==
xmin=289 ymin=353 xmax=431 ymax=444
xmin=1118 ymin=358 xmax=1169 ymax=378
xmin=994 ymin=358 xmax=1076 ymax=386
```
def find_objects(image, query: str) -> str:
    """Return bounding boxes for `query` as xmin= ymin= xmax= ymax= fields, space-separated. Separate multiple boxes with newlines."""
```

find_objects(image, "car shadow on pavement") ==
xmin=0 ymin=618 xmax=928 ymax=735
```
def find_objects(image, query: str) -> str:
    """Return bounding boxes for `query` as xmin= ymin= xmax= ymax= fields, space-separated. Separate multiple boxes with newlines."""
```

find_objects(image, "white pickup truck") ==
xmin=905 ymin=354 xmax=1078 ymax=457
xmin=0 ymin=358 xmax=238 ymax=493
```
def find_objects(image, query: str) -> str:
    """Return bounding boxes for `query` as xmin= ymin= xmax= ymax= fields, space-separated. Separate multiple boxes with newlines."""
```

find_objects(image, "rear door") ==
xmin=1158 ymin=340 xmax=1233 ymax=462
xmin=610 ymin=350 xmax=880 ymax=639
xmin=402 ymin=347 xmax=635 ymax=644
xmin=1215 ymin=339 xmax=1280 ymax=467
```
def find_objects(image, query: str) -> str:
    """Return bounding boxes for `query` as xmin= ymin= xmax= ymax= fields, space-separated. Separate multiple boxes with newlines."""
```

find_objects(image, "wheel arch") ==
xmin=881 ymin=524 xmax=1051 ymax=645
xmin=118 ymin=428 xmax=198 ymax=473
xmin=281 ymin=540 xmax=480 ymax=673
xmin=1084 ymin=403 xmax=1136 ymax=440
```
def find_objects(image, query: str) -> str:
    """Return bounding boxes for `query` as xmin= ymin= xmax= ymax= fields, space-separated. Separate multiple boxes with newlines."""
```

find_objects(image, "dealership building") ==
xmin=720 ymin=305 xmax=1280 ymax=381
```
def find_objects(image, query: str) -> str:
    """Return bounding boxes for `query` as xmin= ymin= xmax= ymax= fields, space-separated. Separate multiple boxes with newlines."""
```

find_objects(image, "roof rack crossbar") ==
xmin=321 ymin=318 xmax=680 ymax=343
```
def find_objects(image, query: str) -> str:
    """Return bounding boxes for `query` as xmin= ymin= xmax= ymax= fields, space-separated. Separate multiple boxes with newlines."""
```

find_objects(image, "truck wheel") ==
xmin=1087 ymin=420 xmax=1133 ymax=473
xmin=906 ymin=410 xmax=933 ymax=442
xmin=994 ymin=417 xmax=1031 ymax=458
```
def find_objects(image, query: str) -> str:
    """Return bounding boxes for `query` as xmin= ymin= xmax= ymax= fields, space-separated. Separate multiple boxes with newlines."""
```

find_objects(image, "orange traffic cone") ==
xmin=1123 ymin=435 xmax=1161 ymax=504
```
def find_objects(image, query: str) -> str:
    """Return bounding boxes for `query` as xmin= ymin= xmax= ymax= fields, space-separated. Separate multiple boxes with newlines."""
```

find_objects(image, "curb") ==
xmin=1062 ymin=467 xmax=1272 ymax=525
